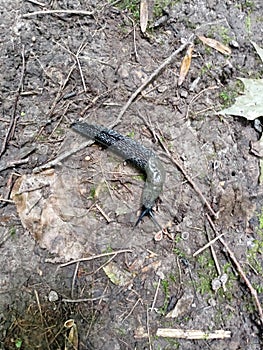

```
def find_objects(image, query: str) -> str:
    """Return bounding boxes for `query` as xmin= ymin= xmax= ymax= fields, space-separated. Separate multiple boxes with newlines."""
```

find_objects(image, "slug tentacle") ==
xmin=71 ymin=122 xmax=166 ymax=226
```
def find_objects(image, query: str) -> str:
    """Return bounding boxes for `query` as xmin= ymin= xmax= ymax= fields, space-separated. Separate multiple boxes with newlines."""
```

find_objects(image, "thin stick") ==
xmin=0 ymin=158 xmax=29 ymax=172
xmin=160 ymin=150 xmax=217 ymax=218
xmin=150 ymin=278 xmax=161 ymax=312
xmin=206 ymin=214 xmax=263 ymax=327
xmin=95 ymin=203 xmax=112 ymax=223
xmin=71 ymin=261 xmax=79 ymax=299
xmin=33 ymin=139 xmax=93 ymax=173
xmin=193 ymin=232 xmax=225 ymax=256
xmin=156 ymin=328 xmax=231 ymax=339
xmin=185 ymin=85 xmax=218 ymax=119
xmin=112 ymin=35 xmax=195 ymax=127
xmin=59 ymin=249 xmax=132 ymax=267
xmin=23 ymin=9 xmax=94 ymax=18
xmin=0 ymin=46 xmax=25 ymax=158
xmin=62 ymin=295 xmax=107 ymax=303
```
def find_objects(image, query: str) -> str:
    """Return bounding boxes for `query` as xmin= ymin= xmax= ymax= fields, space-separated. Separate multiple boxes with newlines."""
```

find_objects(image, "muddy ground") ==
xmin=1 ymin=0 xmax=263 ymax=349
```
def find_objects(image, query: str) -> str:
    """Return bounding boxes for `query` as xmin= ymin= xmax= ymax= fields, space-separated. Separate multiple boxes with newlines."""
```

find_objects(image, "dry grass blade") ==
xmin=140 ymin=0 xmax=149 ymax=33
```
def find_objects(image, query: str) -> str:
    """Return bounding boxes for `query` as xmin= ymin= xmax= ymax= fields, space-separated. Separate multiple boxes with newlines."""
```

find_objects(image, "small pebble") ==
xmin=229 ymin=40 xmax=239 ymax=48
xmin=48 ymin=290 xmax=59 ymax=302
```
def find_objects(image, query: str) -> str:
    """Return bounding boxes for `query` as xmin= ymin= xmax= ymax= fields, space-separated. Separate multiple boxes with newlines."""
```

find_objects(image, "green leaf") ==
xmin=220 ymin=42 xmax=263 ymax=120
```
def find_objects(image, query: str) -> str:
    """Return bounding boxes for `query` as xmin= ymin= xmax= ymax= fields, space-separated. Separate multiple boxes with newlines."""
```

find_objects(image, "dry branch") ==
xmin=112 ymin=34 xmax=195 ymax=127
xmin=206 ymin=214 xmax=263 ymax=328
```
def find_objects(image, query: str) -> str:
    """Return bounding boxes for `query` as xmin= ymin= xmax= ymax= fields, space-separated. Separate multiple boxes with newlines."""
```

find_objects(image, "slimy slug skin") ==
xmin=71 ymin=122 xmax=166 ymax=225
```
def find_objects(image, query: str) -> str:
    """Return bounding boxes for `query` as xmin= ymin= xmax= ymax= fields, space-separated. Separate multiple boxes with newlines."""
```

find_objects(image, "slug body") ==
xmin=71 ymin=122 xmax=165 ymax=225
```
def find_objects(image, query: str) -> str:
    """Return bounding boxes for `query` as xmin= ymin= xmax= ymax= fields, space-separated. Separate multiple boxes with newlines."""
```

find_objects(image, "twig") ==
xmin=185 ymin=85 xmax=218 ymax=119
xmin=59 ymin=249 xmax=132 ymax=267
xmin=71 ymin=261 xmax=79 ymax=299
xmin=0 ymin=46 xmax=25 ymax=158
xmin=122 ymin=298 xmax=142 ymax=322
xmin=160 ymin=150 xmax=217 ymax=218
xmin=33 ymin=139 xmax=93 ymax=173
xmin=150 ymin=278 xmax=161 ymax=312
xmin=206 ymin=213 xmax=263 ymax=327
xmin=62 ymin=295 xmax=107 ymax=303
xmin=25 ymin=0 xmax=46 ymax=6
xmin=54 ymin=40 xmax=89 ymax=92
xmin=23 ymin=9 xmax=94 ymax=18
xmin=193 ymin=233 xmax=225 ymax=257
xmin=112 ymin=35 xmax=195 ymax=127
xmin=0 ymin=158 xmax=29 ymax=173
xmin=95 ymin=203 xmax=112 ymax=223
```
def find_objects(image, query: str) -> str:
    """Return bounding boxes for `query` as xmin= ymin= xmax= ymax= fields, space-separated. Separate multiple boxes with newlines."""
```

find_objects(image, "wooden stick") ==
xmin=23 ymin=9 xmax=94 ymax=18
xmin=206 ymin=213 xmax=263 ymax=327
xmin=156 ymin=328 xmax=231 ymax=339
xmin=112 ymin=35 xmax=195 ymax=127
xmin=59 ymin=249 xmax=132 ymax=267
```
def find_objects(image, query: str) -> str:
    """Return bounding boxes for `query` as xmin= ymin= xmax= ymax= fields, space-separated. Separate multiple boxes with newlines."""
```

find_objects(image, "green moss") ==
xmin=110 ymin=0 xmax=140 ymax=21
xmin=153 ymin=0 xmax=180 ymax=19
xmin=196 ymin=252 xmax=217 ymax=295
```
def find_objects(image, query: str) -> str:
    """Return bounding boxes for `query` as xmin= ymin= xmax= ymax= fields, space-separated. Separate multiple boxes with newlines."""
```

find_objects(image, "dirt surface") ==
xmin=1 ymin=0 xmax=263 ymax=349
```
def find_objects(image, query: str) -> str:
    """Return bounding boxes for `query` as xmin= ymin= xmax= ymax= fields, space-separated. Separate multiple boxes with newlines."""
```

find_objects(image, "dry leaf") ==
xmin=103 ymin=261 xmax=133 ymax=286
xmin=198 ymin=35 xmax=231 ymax=55
xmin=178 ymin=44 xmax=194 ymax=86
xmin=140 ymin=0 xmax=148 ymax=33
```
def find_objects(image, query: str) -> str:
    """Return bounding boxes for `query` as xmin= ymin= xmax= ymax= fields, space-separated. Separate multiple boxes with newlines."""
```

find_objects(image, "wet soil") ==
xmin=1 ymin=0 xmax=263 ymax=349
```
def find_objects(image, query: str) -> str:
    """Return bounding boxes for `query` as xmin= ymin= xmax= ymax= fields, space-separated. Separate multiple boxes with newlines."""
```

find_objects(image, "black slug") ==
xmin=71 ymin=122 xmax=166 ymax=226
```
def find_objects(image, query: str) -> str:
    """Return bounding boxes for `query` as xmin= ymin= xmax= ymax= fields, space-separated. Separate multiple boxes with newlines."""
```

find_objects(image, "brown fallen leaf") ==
xmin=178 ymin=44 xmax=194 ymax=86
xmin=140 ymin=0 xmax=148 ymax=33
xmin=198 ymin=35 xmax=231 ymax=55
xmin=64 ymin=319 xmax=78 ymax=350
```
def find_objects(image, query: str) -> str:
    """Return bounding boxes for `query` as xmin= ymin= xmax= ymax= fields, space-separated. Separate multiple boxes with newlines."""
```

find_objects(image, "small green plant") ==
xmin=15 ymin=339 xmax=23 ymax=349
xmin=127 ymin=130 xmax=135 ymax=138
xmin=200 ymin=62 xmax=212 ymax=76
xmin=89 ymin=187 xmax=96 ymax=199
xmin=159 ymin=279 xmax=170 ymax=315
xmin=10 ymin=226 xmax=16 ymax=236
xmin=196 ymin=252 xmax=217 ymax=295
xmin=218 ymin=26 xmax=232 ymax=45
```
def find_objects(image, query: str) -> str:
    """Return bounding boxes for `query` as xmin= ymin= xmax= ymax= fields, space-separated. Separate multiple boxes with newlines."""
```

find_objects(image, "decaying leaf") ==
xmin=64 ymin=319 xmax=78 ymax=350
xmin=198 ymin=35 xmax=231 ymax=55
xmin=220 ymin=78 xmax=263 ymax=120
xmin=140 ymin=0 xmax=148 ymax=33
xmin=178 ymin=44 xmax=194 ymax=86
xmin=103 ymin=261 xmax=133 ymax=286
xmin=11 ymin=170 xmax=93 ymax=261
